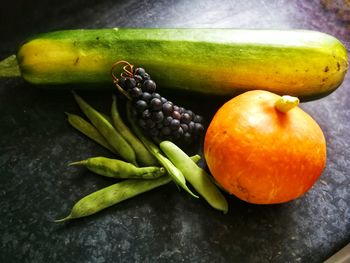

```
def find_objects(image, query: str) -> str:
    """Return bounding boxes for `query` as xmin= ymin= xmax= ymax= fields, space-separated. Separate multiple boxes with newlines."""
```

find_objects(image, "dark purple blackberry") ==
xmin=170 ymin=119 xmax=180 ymax=130
xmin=193 ymin=114 xmax=203 ymax=123
xmin=181 ymin=113 xmax=192 ymax=124
xmin=118 ymin=65 xmax=205 ymax=144
xmin=152 ymin=111 xmax=164 ymax=123
xmin=194 ymin=123 xmax=204 ymax=134
xmin=141 ymin=92 xmax=152 ymax=102
xmin=134 ymin=75 xmax=143 ymax=86
xmin=125 ymin=78 xmax=136 ymax=90
xmin=180 ymin=123 xmax=189 ymax=132
xmin=129 ymin=87 xmax=142 ymax=99
xmin=152 ymin=93 xmax=161 ymax=99
xmin=135 ymin=100 xmax=148 ymax=112
xmin=119 ymin=78 xmax=127 ymax=89
xmin=163 ymin=116 xmax=172 ymax=126
xmin=150 ymin=98 xmax=162 ymax=111
xmin=143 ymin=73 xmax=151 ymax=80
xmin=142 ymin=80 xmax=156 ymax=93
xmin=188 ymin=121 xmax=195 ymax=132
xmin=172 ymin=127 xmax=184 ymax=139
xmin=162 ymin=102 xmax=173 ymax=116
xmin=134 ymin=67 xmax=146 ymax=77
xmin=142 ymin=109 xmax=151 ymax=119
xmin=172 ymin=111 xmax=181 ymax=120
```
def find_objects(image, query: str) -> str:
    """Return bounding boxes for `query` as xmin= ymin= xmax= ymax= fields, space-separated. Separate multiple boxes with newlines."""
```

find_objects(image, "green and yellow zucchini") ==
xmin=0 ymin=28 xmax=348 ymax=100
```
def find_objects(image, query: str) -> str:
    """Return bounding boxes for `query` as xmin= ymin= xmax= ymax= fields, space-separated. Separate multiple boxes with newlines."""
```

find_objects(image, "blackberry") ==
xmin=142 ymin=80 xmax=156 ymax=93
xmin=162 ymin=102 xmax=173 ymax=116
xmin=134 ymin=75 xmax=143 ymax=87
xmin=172 ymin=111 xmax=181 ymax=120
xmin=117 ymin=65 xmax=205 ymax=144
xmin=152 ymin=93 xmax=161 ymax=99
xmin=129 ymin=87 xmax=142 ymax=99
xmin=163 ymin=116 xmax=173 ymax=126
xmin=125 ymin=78 xmax=136 ymax=90
xmin=181 ymin=113 xmax=192 ymax=124
xmin=152 ymin=111 xmax=164 ymax=123
xmin=143 ymin=73 xmax=151 ymax=80
xmin=180 ymin=123 xmax=189 ymax=132
xmin=188 ymin=121 xmax=195 ymax=132
xmin=150 ymin=98 xmax=163 ymax=111
xmin=142 ymin=109 xmax=151 ymax=119
xmin=135 ymin=100 xmax=148 ymax=112
xmin=134 ymin=67 xmax=146 ymax=77
xmin=141 ymin=92 xmax=152 ymax=102
xmin=170 ymin=119 xmax=180 ymax=130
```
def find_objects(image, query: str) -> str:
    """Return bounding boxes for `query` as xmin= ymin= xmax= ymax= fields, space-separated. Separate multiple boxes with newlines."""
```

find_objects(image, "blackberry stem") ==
xmin=111 ymin=60 xmax=134 ymax=101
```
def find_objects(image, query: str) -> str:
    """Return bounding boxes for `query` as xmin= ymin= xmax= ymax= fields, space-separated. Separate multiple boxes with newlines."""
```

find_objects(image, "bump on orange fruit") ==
xmin=204 ymin=90 xmax=326 ymax=204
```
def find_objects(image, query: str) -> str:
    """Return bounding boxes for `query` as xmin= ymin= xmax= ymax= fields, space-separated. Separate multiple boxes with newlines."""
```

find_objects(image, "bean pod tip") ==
xmin=53 ymin=215 xmax=72 ymax=223
xmin=68 ymin=160 xmax=87 ymax=166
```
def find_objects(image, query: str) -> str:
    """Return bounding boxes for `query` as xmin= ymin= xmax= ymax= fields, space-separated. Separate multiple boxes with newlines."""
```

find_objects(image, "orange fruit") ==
xmin=204 ymin=90 xmax=326 ymax=204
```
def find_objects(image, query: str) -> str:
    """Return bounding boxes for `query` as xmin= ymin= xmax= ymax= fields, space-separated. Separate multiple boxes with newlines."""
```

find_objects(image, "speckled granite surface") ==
xmin=0 ymin=1 xmax=349 ymax=262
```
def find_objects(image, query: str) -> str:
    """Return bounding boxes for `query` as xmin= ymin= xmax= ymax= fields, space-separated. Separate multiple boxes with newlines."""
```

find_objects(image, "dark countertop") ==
xmin=0 ymin=1 xmax=349 ymax=262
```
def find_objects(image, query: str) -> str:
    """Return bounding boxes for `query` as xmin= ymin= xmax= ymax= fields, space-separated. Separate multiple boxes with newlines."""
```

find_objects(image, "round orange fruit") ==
xmin=204 ymin=90 xmax=326 ymax=204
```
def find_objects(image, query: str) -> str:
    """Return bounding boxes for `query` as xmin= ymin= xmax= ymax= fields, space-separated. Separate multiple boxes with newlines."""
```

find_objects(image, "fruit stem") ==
xmin=0 ymin=55 xmax=21 ymax=77
xmin=111 ymin=60 xmax=133 ymax=101
xmin=275 ymin=95 xmax=299 ymax=113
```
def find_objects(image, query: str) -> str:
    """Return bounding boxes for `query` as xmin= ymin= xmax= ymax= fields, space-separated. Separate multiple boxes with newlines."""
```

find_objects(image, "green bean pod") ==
xmin=69 ymin=157 xmax=165 ymax=179
xmin=111 ymin=96 xmax=158 ymax=167
xmin=65 ymin=112 xmax=117 ymax=154
xmin=72 ymin=91 xmax=137 ymax=165
xmin=126 ymin=102 xmax=198 ymax=198
xmin=160 ymin=140 xmax=228 ymax=213
xmin=54 ymin=175 xmax=172 ymax=222
xmin=190 ymin=154 xmax=201 ymax=164
xmin=100 ymin=112 xmax=113 ymax=125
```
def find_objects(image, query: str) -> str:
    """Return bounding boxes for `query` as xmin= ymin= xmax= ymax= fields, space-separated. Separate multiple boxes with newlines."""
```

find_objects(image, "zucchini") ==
xmin=1 ymin=28 xmax=348 ymax=100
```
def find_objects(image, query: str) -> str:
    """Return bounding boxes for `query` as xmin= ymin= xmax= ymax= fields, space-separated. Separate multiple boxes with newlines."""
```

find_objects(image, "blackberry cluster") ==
xmin=118 ymin=67 xmax=204 ymax=144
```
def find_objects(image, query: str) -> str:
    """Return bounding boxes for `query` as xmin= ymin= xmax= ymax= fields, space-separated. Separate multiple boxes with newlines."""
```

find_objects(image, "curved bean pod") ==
xmin=111 ymin=96 xmax=158 ymax=166
xmin=72 ymin=91 xmax=137 ymax=165
xmin=160 ymin=140 xmax=228 ymax=213
xmin=65 ymin=112 xmax=117 ymax=154
xmin=54 ymin=175 xmax=172 ymax=222
xmin=69 ymin=156 xmax=165 ymax=179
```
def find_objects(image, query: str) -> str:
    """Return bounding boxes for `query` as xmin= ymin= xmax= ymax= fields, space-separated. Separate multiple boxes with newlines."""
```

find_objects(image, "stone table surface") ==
xmin=0 ymin=0 xmax=349 ymax=262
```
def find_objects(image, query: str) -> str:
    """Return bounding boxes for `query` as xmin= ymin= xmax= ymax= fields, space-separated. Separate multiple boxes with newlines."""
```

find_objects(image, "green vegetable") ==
xmin=160 ymin=140 xmax=228 ymax=213
xmin=126 ymin=102 xmax=198 ymax=198
xmin=65 ymin=112 xmax=116 ymax=154
xmin=54 ymin=175 xmax=172 ymax=222
xmin=190 ymin=154 xmax=201 ymax=164
xmin=69 ymin=156 xmax=165 ymax=179
xmin=111 ymin=95 xmax=158 ymax=166
xmin=0 ymin=55 xmax=20 ymax=77
xmin=72 ymin=91 xmax=137 ymax=165
xmin=100 ymin=112 xmax=113 ymax=125
xmin=2 ymin=29 xmax=348 ymax=100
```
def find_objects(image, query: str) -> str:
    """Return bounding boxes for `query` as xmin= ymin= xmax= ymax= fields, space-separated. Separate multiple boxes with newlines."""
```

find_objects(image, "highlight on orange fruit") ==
xmin=204 ymin=90 xmax=327 ymax=204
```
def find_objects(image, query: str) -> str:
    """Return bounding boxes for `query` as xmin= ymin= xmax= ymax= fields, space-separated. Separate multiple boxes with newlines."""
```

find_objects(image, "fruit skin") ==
xmin=204 ymin=90 xmax=327 ymax=204
xmin=16 ymin=29 xmax=348 ymax=101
